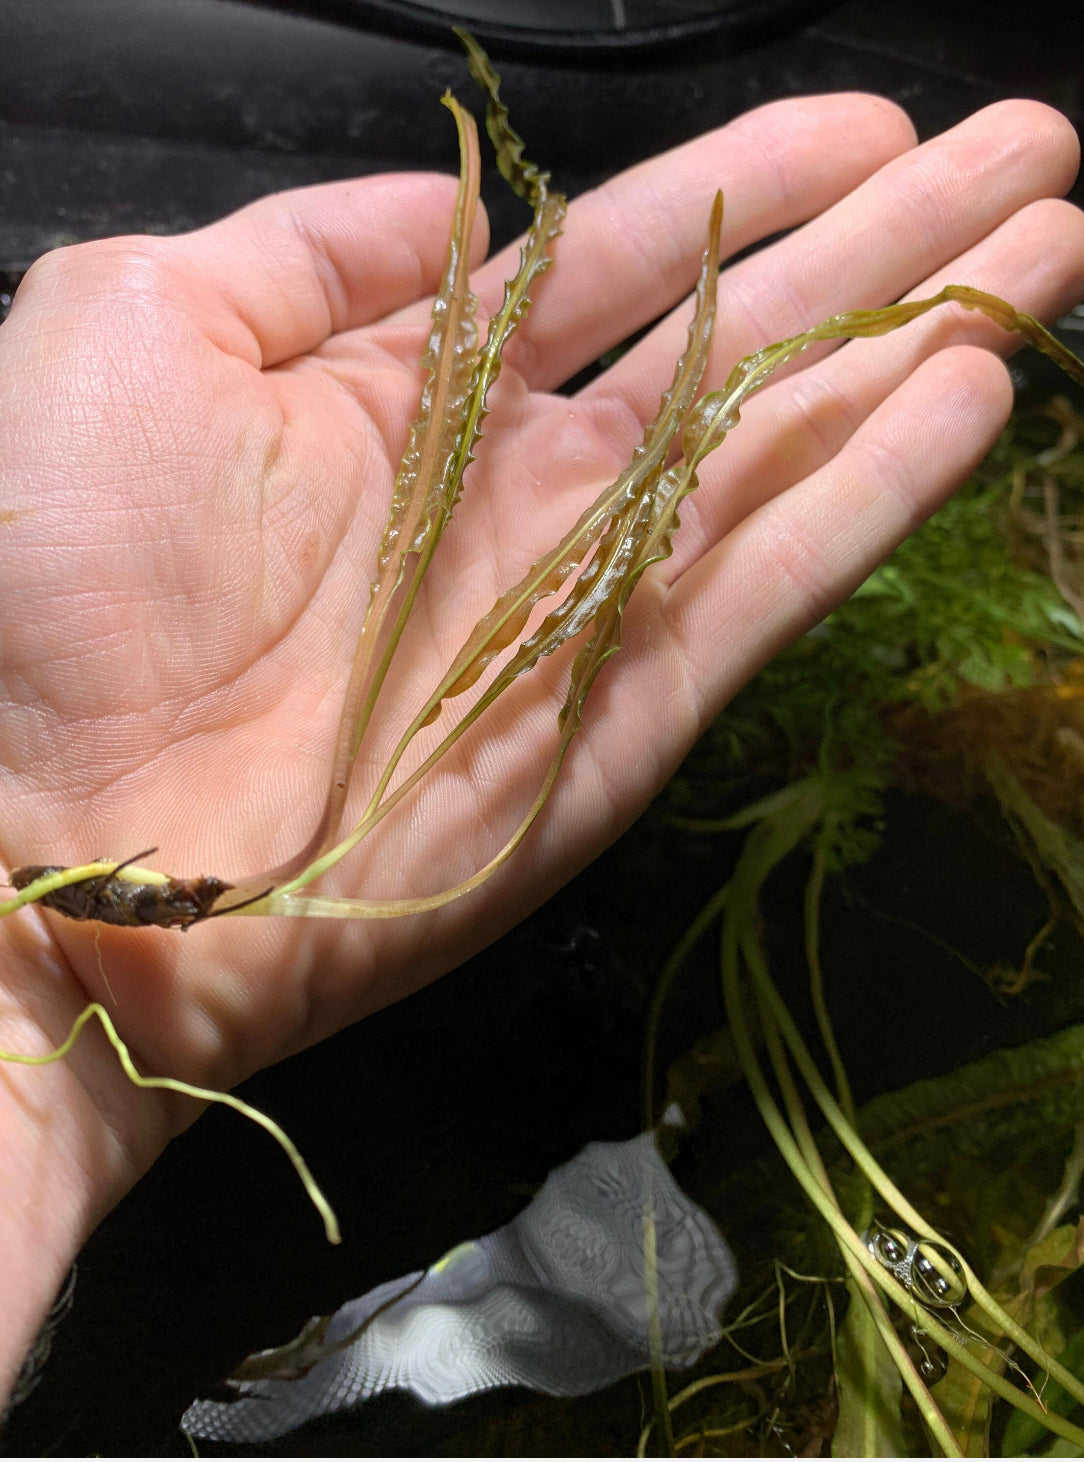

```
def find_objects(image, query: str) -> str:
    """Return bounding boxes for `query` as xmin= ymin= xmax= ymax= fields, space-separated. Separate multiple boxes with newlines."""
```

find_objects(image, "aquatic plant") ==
xmin=644 ymin=401 xmax=1084 ymax=1455
xmin=2 ymin=34 xmax=1084 ymax=1448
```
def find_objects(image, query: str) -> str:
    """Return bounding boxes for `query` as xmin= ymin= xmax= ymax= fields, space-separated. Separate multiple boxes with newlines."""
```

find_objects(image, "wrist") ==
xmin=0 ymin=906 xmax=169 ymax=1407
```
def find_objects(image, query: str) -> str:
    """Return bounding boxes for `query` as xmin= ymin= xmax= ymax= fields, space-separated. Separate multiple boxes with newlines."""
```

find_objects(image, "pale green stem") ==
xmin=642 ymin=881 xmax=731 ymax=1131
xmin=756 ymin=942 xmax=955 ymax=1454
xmin=0 ymin=1003 xmax=339 ymax=1244
xmin=745 ymin=930 xmax=1084 ymax=1416
xmin=253 ymin=680 xmax=580 ymax=918
xmin=354 ymin=188 xmax=565 ymax=809
xmin=268 ymin=626 xmax=526 ymax=900
xmin=722 ymin=915 xmax=1084 ymax=1449
xmin=804 ymin=829 xmax=857 ymax=1127
xmin=0 ymin=861 xmax=168 ymax=918
xmin=668 ymin=782 xmax=822 ymax=834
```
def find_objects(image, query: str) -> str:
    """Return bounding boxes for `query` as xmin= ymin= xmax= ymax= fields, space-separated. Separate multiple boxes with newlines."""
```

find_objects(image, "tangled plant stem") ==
xmin=650 ymin=772 xmax=1084 ymax=1454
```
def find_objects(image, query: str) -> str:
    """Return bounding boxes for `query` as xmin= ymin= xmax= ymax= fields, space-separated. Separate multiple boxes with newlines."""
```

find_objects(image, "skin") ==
xmin=0 ymin=91 xmax=1082 ymax=1403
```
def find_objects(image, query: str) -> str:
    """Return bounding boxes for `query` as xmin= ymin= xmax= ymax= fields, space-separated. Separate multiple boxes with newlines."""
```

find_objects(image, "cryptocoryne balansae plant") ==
xmin=2 ymin=34 xmax=1084 ymax=1264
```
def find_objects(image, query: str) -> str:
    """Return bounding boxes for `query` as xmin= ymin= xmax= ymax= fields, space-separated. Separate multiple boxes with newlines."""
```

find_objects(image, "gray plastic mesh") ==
xmin=182 ymin=1133 xmax=737 ymax=1444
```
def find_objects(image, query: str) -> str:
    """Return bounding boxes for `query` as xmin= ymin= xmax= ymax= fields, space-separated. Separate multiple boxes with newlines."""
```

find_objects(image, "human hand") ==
xmin=0 ymin=89 xmax=1081 ymax=1395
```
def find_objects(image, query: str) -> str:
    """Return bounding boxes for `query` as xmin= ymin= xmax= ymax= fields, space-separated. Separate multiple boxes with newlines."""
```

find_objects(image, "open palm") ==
xmin=0 ymin=87 xmax=1082 ymax=1394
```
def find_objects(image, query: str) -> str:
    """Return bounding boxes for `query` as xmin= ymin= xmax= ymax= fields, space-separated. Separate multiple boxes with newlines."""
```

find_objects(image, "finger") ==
xmin=587 ymin=99 xmax=1079 ymax=439
xmin=657 ymin=194 xmax=1084 ymax=586
xmin=17 ymin=173 xmax=489 ymax=372
xmin=190 ymin=171 xmax=496 ymax=367
xmin=659 ymin=345 xmax=1014 ymax=729
xmin=465 ymin=92 xmax=918 ymax=393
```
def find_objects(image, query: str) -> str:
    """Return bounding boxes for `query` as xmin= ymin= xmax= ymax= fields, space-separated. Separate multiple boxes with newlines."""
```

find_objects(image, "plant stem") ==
xmin=746 ymin=929 xmax=1084 ymax=1418
xmin=0 ymin=1004 xmax=339 ymax=1244
xmin=721 ymin=914 xmax=963 ymax=1456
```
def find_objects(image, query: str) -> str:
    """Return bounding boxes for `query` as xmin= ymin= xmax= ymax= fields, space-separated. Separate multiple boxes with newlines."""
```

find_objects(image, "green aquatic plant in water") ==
xmin=3 ymin=37 xmax=1084 ymax=1445
xmin=647 ymin=1016 xmax=1084 ymax=1455
xmin=645 ymin=404 xmax=1084 ymax=1454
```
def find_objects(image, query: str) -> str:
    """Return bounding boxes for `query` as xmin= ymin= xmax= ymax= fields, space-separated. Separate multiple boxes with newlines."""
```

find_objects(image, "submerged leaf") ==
xmin=985 ymin=752 xmax=1084 ymax=925
xmin=933 ymin=1220 xmax=1084 ymax=1456
xmin=434 ymin=38 xmax=568 ymax=569
xmin=833 ymin=1276 xmax=908 ymax=1458
xmin=1002 ymin=1324 xmax=1084 ymax=1456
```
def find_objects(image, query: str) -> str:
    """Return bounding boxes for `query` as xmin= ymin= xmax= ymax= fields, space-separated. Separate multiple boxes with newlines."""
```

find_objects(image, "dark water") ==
xmin=4 ymin=781 xmax=1080 ymax=1456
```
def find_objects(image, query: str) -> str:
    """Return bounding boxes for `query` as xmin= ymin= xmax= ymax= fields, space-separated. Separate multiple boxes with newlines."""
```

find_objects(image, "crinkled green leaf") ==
xmin=455 ymin=27 xmax=549 ymax=205
xmin=216 ymin=94 xmax=484 ymax=904
xmin=370 ymin=95 xmax=481 ymax=585
xmin=444 ymin=188 xmax=566 ymax=520
xmin=431 ymin=191 xmax=723 ymax=710
xmin=685 ymin=286 xmax=1084 ymax=469
xmin=848 ymin=1024 xmax=1084 ymax=1180
xmin=304 ymin=40 xmax=567 ymax=814
xmin=934 ymin=1305 xmax=1006 ymax=1457
xmin=439 ymin=35 xmax=568 ymax=548
xmin=314 ymin=94 xmax=482 ymax=849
